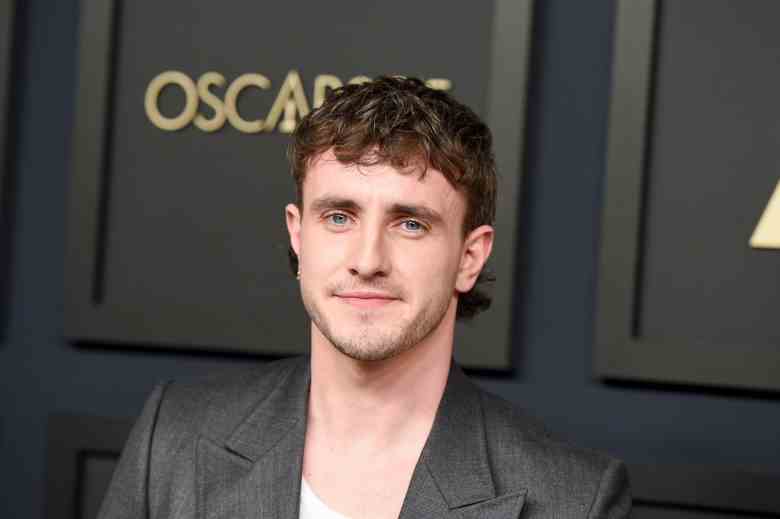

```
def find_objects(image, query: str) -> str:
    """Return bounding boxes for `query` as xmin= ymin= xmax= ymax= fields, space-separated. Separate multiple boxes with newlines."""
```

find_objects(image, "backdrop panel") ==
xmin=65 ymin=0 xmax=534 ymax=369
xmin=631 ymin=463 xmax=780 ymax=518
xmin=45 ymin=415 xmax=130 ymax=519
xmin=595 ymin=0 xmax=780 ymax=391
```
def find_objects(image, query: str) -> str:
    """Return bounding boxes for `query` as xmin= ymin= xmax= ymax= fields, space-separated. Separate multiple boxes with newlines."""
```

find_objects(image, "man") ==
xmin=98 ymin=77 xmax=630 ymax=518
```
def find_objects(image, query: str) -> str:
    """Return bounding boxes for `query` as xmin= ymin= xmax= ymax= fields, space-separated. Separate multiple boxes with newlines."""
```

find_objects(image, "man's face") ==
xmin=286 ymin=150 xmax=493 ymax=362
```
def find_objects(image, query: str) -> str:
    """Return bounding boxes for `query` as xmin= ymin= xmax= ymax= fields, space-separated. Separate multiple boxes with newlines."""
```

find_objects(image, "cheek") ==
xmin=395 ymin=241 xmax=461 ymax=290
xmin=300 ymin=228 xmax=344 ymax=274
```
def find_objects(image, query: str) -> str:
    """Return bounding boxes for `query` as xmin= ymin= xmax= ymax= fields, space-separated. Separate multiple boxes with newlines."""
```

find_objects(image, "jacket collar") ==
xmin=399 ymin=363 xmax=525 ymax=517
xmin=417 ymin=363 xmax=496 ymax=507
xmin=198 ymin=357 xmax=525 ymax=519
xmin=197 ymin=358 xmax=309 ymax=519
xmin=225 ymin=358 xmax=309 ymax=463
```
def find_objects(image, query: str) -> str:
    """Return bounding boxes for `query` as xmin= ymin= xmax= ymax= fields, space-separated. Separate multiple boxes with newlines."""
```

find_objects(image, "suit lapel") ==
xmin=194 ymin=358 xmax=526 ymax=519
xmin=399 ymin=364 xmax=526 ymax=519
xmin=197 ymin=359 xmax=310 ymax=519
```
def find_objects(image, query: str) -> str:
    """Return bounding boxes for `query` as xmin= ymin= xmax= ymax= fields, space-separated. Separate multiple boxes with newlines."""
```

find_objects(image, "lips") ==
xmin=334 ymin=291 xmax=399 ymax=309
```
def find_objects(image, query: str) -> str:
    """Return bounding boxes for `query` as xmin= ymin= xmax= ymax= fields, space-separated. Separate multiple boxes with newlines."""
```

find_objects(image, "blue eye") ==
xmin=402 ymin=220 xmax=423 ymax=232
xmin=327 ymin=213 xmax=348 ymax=225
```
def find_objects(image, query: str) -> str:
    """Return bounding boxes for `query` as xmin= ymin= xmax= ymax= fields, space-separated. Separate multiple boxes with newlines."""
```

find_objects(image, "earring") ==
xmin=296 ymin=268 xmax=301 ymax=280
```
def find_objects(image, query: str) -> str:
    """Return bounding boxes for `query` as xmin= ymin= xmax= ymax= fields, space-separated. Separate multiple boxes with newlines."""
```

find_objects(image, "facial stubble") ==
xmin=300 ymin=279 xmax=455 ymax=362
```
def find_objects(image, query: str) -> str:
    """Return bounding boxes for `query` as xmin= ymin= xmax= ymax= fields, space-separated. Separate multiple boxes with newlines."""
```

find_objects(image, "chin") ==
xmin=325 ymin=326 xmax=413 ymax=362
xmin=333 ymin=344 xmax=405 ymax=362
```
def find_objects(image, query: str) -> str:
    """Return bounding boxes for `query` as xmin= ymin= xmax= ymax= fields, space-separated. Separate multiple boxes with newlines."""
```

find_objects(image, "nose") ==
xmin=349 ymin=224 xmax=391 ymax=279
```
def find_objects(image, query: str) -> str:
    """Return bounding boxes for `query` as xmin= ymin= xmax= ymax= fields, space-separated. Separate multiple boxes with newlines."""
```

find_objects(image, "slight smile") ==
xmin=334 ymin=291 xmax=399 ymax=309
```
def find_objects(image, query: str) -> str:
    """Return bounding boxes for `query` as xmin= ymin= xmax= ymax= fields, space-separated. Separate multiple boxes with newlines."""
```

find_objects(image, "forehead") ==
xmin=302 ymin=151 xmax=465 ymax=217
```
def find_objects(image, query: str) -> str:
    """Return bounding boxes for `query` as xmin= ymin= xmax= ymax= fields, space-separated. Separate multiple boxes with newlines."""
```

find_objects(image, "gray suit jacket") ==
xmin=98 ymin=356 xmax=630 ymax=518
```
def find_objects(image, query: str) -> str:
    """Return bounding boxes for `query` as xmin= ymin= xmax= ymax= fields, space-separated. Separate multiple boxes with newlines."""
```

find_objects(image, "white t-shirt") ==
xmin=299 ymin=478 xmax=353 ymax=519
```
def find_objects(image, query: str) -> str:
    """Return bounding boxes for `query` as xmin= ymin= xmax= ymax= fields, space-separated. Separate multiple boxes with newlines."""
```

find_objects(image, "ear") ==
xmin=455 ymin=225 xmax=494 ymax=293
xmin=285 ymin=203 xmax=302 ymax=257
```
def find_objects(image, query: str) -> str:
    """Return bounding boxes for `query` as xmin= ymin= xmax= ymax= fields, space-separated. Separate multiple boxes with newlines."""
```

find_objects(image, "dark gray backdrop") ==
xmin=2 ymin=1 xmax=780 ymax=518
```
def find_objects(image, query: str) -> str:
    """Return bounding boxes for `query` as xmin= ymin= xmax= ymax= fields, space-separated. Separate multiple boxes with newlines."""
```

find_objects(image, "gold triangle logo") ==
xmin=750 ymin=180 xmax=780 ymax=249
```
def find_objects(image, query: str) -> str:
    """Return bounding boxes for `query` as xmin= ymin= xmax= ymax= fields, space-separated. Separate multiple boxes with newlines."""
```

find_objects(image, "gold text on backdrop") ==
xmin=144 ymin=70 xmax=452 ymax=134
xmin=750 ymin=179 xmax=780 ymax=249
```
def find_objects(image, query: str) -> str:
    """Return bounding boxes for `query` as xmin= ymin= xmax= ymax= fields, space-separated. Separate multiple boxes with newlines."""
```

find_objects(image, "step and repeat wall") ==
xmin=1 ymin=0 xmax=778 ymax=517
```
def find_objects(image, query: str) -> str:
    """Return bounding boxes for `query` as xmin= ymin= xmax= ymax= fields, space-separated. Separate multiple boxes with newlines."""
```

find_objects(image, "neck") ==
xmin=307 ymin=310 xmax=455 ymax=451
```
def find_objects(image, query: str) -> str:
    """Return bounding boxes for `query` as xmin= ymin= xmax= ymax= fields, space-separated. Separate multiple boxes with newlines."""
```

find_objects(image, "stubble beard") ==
xmin=300 ymin=283 xmax=454 ymax=362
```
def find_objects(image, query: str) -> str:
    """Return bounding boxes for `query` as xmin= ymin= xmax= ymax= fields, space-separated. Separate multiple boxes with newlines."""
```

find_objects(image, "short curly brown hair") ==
xmin=287 ymin=76 xmax=497 ymax=320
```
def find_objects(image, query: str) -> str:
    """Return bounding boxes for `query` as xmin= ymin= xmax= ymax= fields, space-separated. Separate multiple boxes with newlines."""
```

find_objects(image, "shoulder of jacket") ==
xmin=154 ymin=356 xmax=305 ymax=444
xmin=476 ymin=387 xmax=617 ymax=500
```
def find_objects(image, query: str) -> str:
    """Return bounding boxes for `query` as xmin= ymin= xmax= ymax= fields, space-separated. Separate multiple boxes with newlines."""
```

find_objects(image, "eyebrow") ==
xmin=388 ymin=203 xmax=444 ymax=225
xmin=308 ymin=196 xmax=444 ymax=225
xmin=309 ymin=196 xmax=361 ymax=214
